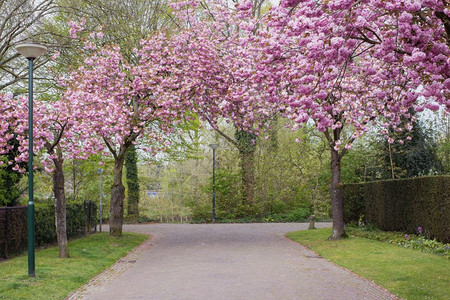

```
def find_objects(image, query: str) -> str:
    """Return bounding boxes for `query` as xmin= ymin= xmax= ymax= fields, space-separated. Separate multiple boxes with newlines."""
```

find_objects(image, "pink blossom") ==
xmin=236 ymin=1 xmax=252 ymax=11
xmin=281 ymin=0 xmax=301 ymax=8
xmin=425 ymin=102 xmax=440 ymax=111
xmin=51 ymin=51 xmax=60 ymax=61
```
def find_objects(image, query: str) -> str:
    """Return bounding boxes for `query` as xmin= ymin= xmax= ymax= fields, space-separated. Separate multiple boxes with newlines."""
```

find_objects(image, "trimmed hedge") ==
xmin=343 ymin=176 xmax=450 ymax=243
xmin=0 ymin=206 xmax=27 ymax=258
xmin=0 ymin=201 xmax=97 ymax=258
xmin=342 ymin=183 xmax=364 ymax=224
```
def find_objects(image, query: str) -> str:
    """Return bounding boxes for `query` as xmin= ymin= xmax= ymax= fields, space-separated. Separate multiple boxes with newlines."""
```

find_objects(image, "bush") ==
xmin=214 ymin=169 xmax=244 ymax=218
xmin=265 ymin=204 xmax=311 ymax=223
xmin=35 ymin=203 xmax=56 ymax=245
xmin=347 ymin=224 xmax=450 ymax=259
xmin=189 ymin=201 xmax=212 ymax=223
xmin=343 ymin=176 xmax=450 ymax=243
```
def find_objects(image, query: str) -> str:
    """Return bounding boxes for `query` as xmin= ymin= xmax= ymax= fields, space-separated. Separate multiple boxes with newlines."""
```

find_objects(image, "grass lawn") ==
xmin=286 ymin=228 xmax=450 ymax=300
xmin=0 ymin=232 xmax=148 ymax=299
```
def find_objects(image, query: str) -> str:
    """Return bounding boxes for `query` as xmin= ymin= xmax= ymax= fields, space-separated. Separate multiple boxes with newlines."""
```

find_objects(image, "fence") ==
xmin=84 ymin=200 xmax=97 ymax=233
xmin=0 ymin=201 xmax=97 ymax=259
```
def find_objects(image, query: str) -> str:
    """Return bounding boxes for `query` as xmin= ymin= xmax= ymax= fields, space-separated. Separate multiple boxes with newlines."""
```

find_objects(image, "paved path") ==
xmin=68 ymin=223 xmax=397 ymax=300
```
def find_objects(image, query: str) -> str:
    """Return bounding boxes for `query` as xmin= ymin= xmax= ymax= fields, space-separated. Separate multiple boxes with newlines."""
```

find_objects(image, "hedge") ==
xmin=0 ymin=206 xmax=27 ymax=258
xmin=343 ymin=176 xmax=450 ymax=243
xmin=35 ymin=200 xmax=97 ymax=246
xmin=0 ymin=201 xmax=97 ymax=258
xmin=342 ymin=183 xmax=364 ymax=224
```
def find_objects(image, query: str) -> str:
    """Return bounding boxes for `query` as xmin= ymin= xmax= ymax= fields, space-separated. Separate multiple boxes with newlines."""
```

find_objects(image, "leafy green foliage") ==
xmin=436 ymin=113 xmax=450 ymax=174
xmin=125 ymin=144 xmax=140 ymax=219
xmin=0 ymin=167 xmax=22 ymax=207
xmin=212 ymin=169 xmax=243 ymax=218
xmin=383 ymin=119 xmax=442 ymax=178
xmin=0 ymin=135 xmax=27 ymax=207
xmin=255 ymin=123 xmax=331 ymax=218
xmin=340 ymin=138 xmax=384 ymax=183
xmin=265 ymin=205 xmax=311 ymax=222
xmin=346 ymin=225 xmax=450 ymax=258
xmin=235 ymin=129 xmax=257 ymax=154
xmin=141 ymin=120 xmax=331 ymax=223
xmin=160 ymin=114 xmax=204 ymax=162
xmin=189 ymin=168 xmax=243 ymax=222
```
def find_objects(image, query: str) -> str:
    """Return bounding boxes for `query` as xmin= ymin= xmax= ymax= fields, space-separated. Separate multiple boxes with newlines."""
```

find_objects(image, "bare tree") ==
xmin=56 ymin=0 xmax=173 ymax=61
xmin=0 ymin=0 xmax=57 ymax=91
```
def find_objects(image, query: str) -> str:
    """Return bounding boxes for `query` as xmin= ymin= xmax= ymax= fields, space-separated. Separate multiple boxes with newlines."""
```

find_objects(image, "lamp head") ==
xmin=209 ymin=144 xmax=219 ymax=150
xmin=15 ymin=43 xmax=47 ymax=59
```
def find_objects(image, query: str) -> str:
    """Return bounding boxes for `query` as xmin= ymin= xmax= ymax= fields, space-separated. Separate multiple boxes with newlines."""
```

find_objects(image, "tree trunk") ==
xmin=328 ymin=149 xmax=347 ymax=240
xmin=110 ymin=153 xmax=126 ymax=237
xmin=240 ymin=150 xmax=255 ymax=205
xmin=125 ymin=144 xmax=140 ymax=220
xmin=72 ymin=160 xmax=77 ymax=200
xmin=53 ymin=151 xmax=69 ymax=258
xmin=235 ymin=129 xmax=257 ymax=206
xmin=388 ymin=143 xmax=395 ymax=179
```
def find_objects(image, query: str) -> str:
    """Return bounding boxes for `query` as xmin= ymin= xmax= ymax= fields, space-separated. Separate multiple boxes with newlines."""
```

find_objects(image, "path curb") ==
xmin=284 ymin=234 xmax=400 ymax=300
xmin=66 ymin=235 xmax=153 ymax=300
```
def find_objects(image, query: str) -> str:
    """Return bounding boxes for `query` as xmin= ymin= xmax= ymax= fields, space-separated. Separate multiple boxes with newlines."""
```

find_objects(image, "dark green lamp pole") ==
xmin=98 ymin=168 xmax=103 ymax=232
xmin=209 ymin=144 xmax=218 ymax=223
xmin=15 ymin=43 xmax=47 ymax=277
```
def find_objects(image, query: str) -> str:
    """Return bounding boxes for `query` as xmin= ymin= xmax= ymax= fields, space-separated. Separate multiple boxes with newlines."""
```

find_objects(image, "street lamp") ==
xmin=98 ymin=168 xmax=103 ymax=232
xmin=209 ymin=144 xmax=219 ymax=223
xmin=16 ymin=42 xmax=47 ymax=277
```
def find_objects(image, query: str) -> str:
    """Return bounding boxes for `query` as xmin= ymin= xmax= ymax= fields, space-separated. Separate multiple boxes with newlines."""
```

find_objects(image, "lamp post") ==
xmin=209 ymin=144 xmax=219 ymax=223
xmin=15 ymin=42 xmax=47 ymax=277
xmin=98 ymin=168 xmax=103 ymax=232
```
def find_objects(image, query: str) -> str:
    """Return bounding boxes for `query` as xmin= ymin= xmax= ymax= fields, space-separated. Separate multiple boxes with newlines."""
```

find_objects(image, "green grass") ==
xmin=0 ymin=232 xmax=148 ymax=300
xmin=286 ymin=228 xmax=450 ymax=300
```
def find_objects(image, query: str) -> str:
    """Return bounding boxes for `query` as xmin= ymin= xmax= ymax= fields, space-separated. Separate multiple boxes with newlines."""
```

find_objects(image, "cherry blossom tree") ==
xmin=270 ymin=0 xmax=449 ymax=239
xmin=0 ymin=93 xmax=98 ymax=257
xmin=65 ymin=38 xmax=188 ymax=235
xmin=164 ymin=0 xmax=282 ymax=206
xmin=5 ymin=0 xmax=447 ymax=243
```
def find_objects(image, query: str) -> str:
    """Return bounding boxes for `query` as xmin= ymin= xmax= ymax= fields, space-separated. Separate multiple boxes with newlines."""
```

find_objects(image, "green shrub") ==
xmin=189 ymin=201 xmax=211 ymax=223
xmin=214 ymin=169 xmax=243 ymax=218
xmin=265 ymin=204 xmax=311 ymax=223
xmin=35 ymin=203 xmax=56 ymax=245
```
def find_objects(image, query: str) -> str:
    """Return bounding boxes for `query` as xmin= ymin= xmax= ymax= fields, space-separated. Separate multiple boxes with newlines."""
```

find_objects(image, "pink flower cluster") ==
xmin=1 ymin=0 xmax=448 ymax=173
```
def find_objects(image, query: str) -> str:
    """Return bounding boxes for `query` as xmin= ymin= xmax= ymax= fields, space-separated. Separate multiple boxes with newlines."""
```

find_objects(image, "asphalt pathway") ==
xmin=68 ymin=223 xmax=397 ymax=300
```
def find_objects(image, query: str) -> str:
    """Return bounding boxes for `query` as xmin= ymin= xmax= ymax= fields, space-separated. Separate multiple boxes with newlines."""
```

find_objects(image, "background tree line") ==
xmin=0 ymin=0 xmax=448 ymax=250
